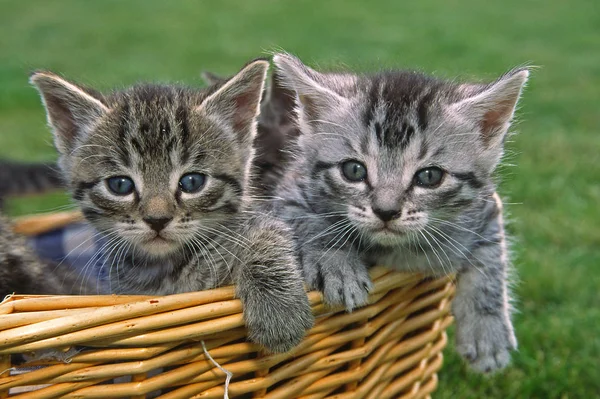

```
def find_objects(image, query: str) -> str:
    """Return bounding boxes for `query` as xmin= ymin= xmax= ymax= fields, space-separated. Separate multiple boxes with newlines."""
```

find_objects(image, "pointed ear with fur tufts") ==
xmin=272 ymin=53 xmax=350 ymax=129
xmin=196 ymin=59 xmax=269 ymax=145
xmin=451 ymin=68 xmax=529 ymax=151
xmin=30 ymin=71 xmax=109 ymax=155
xmin=200 ymin=71 xmax=230 ymax=86
xmin=265 ymin=68 xmax=297 ymax=122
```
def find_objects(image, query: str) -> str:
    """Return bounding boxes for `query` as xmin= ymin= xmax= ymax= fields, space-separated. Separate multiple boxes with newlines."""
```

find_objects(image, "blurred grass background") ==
xmin=1 ymin=0 xmax=598 ymax=397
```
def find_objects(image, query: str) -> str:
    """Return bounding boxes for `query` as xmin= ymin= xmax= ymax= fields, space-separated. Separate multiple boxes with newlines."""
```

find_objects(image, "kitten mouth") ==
xmin=140 ymin=233 xmax=173 ymax=246
xmin=375 ymin=227 xmax=403 ymax=235
xmin=140 ymin=234 xmax=179 ymax=256
xmin=370 ymin=228 xmax=409 ymax=246
xmin=149 ymin=235 xmax=172 ymax=245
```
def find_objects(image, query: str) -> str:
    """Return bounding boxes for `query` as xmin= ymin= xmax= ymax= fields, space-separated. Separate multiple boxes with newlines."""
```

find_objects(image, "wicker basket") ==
xmin=0 ymin=212 xmax=455 ymax=399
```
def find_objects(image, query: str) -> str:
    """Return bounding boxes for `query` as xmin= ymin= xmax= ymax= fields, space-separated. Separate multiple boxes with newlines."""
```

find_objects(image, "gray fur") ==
xmin=202 ymin=68 xmax=300 ymax=193
xmin=29 ymin=60 xmax=313 ymax=353
xmin=0 ymin=214 xmax=92 ymax=297
xmin=271 ymin=53 xmax=528 ymax=371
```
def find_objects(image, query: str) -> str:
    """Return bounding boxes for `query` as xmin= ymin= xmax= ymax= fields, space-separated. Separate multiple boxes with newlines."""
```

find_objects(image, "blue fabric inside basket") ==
xmin=15 ymin=224 xmax=168 ymax=397
xmin=28 ymin=222 xmax=110 ymax=292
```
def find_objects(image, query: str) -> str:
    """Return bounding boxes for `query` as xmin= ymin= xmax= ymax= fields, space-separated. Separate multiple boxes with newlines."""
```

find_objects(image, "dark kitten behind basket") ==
xmin=271 ymin=53 xmax=529 ymax=371
xmin=0 ymin=160 xmax=63 ymax=209
xmin=4 ymin=59 xmax=314 ymax=353
xmin=202 ymin=68 xmax=299 ymax=193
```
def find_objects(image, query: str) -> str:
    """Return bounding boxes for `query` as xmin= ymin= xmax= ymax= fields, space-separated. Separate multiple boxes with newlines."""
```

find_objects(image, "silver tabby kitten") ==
xmin=271 ymin=53 xmax=528 ymax=372
xmin=30 ymin=59 xmax=313 ymax=353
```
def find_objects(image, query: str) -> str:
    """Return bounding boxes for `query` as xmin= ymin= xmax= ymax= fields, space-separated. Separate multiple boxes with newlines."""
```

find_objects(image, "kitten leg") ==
xmin=452 ymin=198 xmax=517 ymax=373
xmin=234 ymin=213 xmax=314 ymax=353
xmin=299 ymin=241 xmax=372 ymax=312
xmin=285 ymin=207 xmax=372 ymax=311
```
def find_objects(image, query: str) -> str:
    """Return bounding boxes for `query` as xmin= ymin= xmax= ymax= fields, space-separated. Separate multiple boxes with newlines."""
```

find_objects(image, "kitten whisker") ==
xmin=428 ymin=217 xmax=495 ymax=242
xmin=102 ymin=238 xmax=126 ymax=294
xmin=75 ymin=231 xmax=123 ymax=294
xmin=189 ymin=236 xmax=219 ymax=288
xmin=194 ymin=228 xmax=239 ymax=270
xmin=421 ymin=228 xmax=454 ymax=278
xmin=317 ymin=222 xmax=356 ymax=263
xmin=307 ymin=119 xmax=345 ymax=128
xmin=301 ymin=219 xmax=350 ymax=246
xmin=200 ymin=226 xmax=250 ymax=250
xmin=416 ymin=232 xmax=436 ymax=275
xmin=418 ymin=229 xmax=450 ymax=277
xmin=426 ymin=224 xmax=487 ymax=277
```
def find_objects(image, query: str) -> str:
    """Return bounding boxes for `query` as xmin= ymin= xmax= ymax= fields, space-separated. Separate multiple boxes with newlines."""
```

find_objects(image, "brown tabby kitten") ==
xmin=24 ymin=59 xmax=313 ymax=353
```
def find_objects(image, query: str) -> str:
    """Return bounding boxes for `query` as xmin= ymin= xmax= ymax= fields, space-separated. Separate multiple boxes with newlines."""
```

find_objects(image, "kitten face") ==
xmin=70 ymin=89 xmax=248 ymax=256
xmin=274 ymin=54 xmax=528 ymax=247
xmin=31 ymin=60 xmax=268 ymax=258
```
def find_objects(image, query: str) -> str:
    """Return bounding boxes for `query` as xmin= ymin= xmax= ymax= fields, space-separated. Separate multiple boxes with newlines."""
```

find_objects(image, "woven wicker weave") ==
xmin=0 ymin=211 xmax=455 ymax=398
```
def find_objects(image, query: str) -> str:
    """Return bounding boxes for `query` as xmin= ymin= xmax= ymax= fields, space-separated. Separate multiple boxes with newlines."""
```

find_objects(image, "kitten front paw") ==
xmin=245 ymin=292 xmax=314 ymax=353
xmin=321 ymin=265 xmax=373 ymax=312
xmin=303 ymin=250 xmax=372 ymax=312
xmin=455 ymin=315 xmax=517 ymax=373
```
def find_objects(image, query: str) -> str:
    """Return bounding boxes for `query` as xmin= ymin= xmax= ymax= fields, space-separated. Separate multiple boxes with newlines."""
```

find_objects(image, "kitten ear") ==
xmin=451 ymin=68 xmax=529 ymax=149
xmin=267 ymin=69 xmax=296 ymax=118
xmin=30 ymin=71 xmax=109 ymax=155
xmin=272 ymin=53 xmax=348 ymax=125
xmin=197 ymin=59 xmax=269 ymax=143
xmin=200 ymin=71 xmax=230 ymax=86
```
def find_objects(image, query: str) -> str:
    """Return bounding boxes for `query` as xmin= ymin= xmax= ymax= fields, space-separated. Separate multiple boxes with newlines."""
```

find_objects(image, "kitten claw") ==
xmin=298 ymin=245 xmax=372 ymax=312
xmin=321 ymin=260 xmax=372 ymax=312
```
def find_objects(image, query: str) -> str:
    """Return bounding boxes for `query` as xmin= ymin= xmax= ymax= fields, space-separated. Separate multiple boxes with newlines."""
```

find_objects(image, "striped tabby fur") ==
xmin=29 ymin=59 xmax=313 ymax=353
xmin=271 ymin=53 xmax=529 ymax=371
xmin=202 ymin=68 xmax=299 ymax=193
xmin=0 ymin=214 xmax=93 ymax=297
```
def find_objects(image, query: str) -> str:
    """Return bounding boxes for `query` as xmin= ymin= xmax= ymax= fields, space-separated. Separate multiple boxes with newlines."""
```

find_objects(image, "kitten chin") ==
xmin=350 ymin=215 xmax=427 ymax=247
xmin=137 ymin=236 xmax=181 ymax=257
xmin=368 ymin=230 xmax=411 ymax=247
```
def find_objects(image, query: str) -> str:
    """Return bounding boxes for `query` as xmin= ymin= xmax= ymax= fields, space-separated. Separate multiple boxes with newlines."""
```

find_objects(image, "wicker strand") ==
xmin=0 ymin=273 xmax=455 ymax=398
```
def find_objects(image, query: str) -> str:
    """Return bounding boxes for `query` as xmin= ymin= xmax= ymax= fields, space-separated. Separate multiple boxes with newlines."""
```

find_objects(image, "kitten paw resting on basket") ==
xmin=25 ymin=59 xmax=313 ymax=354
xmin=270 ymin=53 xmax=528 ymax=373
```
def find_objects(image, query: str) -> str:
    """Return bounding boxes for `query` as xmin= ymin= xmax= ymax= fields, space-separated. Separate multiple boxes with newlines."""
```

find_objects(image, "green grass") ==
xmin=1 ymin=1 xmax=598 ymax=397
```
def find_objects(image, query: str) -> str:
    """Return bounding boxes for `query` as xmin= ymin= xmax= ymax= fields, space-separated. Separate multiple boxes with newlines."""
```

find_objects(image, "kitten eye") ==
xmin=179 ymin=173 xmax=206 ymax=193
xmin=106 ymin=176 xmax=135 ymax=196
xmin=341 ymin=160 xmax=367 ymax=182
xmin=414 ymin=167 xmax=445 ymax=188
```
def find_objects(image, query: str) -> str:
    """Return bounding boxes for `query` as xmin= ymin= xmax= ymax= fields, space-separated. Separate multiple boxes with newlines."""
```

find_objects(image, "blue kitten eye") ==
xmin=415 ymin=167 xmax=445 ymax=188
xmin=341 ymin=160 xmax=367 ymax=182
xmin=106 ymin=176 xmax=135 ymax=196
xmin=179 ymin=173 xmax=206 ymax=193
